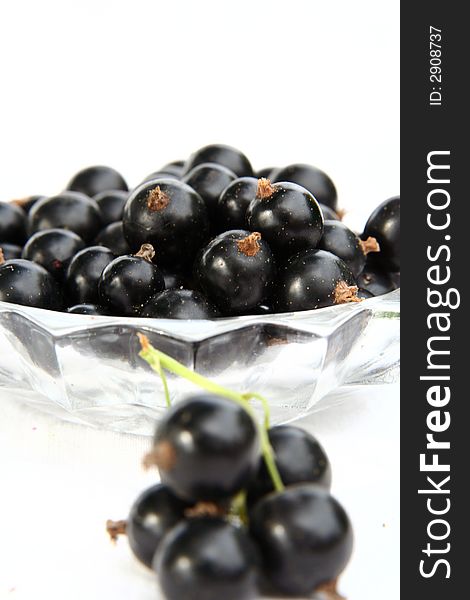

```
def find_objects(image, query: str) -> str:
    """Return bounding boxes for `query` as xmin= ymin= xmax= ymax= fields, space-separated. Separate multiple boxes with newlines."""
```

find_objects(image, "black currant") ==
xmin=0 ymin=244 xmax=22 ymax=261
xmin=66 ymin=246 xmax=115 ymax=305
xmin=94 ymin=221 xmax=131 ymax=256
xmin=246 ymin=179 xmax=324 ymax=256
xmin=22 ymin=229 xmax=85 ymax=280
xmin=273 ymin=163 xmax=338 ymax=211
xmin=319 ymin=220 xmax=380 ymax=278
xmin=142 ymin=289 xmax=220 ymax=319
xmin=126 ymin=484 xmax=192 ymax=568
xmin=183 ymin=143 xmax=254 ymax=178
xmin=194 ymin=230 xmax=275 ymax=315
xmin=0 ymin=202 xmax=27 ymax=244
xmin=182 ymin=162 xmax=237 ymax=221
xmin=0 ymin=258 xmax=62 ymax=310
xmin=28 ymin=192 xmax=103 ymax=243
xmin=357 ymin=264 xmax=397 ymax=296
xmin=155 ymin=517 xmax=259 ymax=600
xmin=122 ymin=179 xmax=209 ymax=269
xmin=160 ymin=160 xmax=185 ymax=178
xmin=217 ymin=177 xmax=258 ymax=231
xmin=247 ymin=425 xmax=331 ymax=507
xmin=148 ymin=394 xmax=259 ymax=501
xmin=141 ymin=171 xmax=180 ymax=184
xmin=357 ymin=287 xmax=375 ymax=299
xmin=67 ymin=303 xmax=105 ymax=315
xmin=249 ymin=484 xmax=353 ymax=596
xmin=319 ymin=203 xmax=340 ymax=221
xmin=98 ymin=244 xmax=165 ymax=316
xmin=161 ymin=269 xmax=189 ymax=291
xmin=275 ymin=249 xmax=360 ymax=312
xmin=11 ymin=195 xmax=46 ymax=214
xmin=66 ymin=165 xmax=128 ymax=196
xmin=362 ymin=196 xmax=400 ymax=272
xmin=93 ymin=190 xmax=129 ymax=226
xmin=255 ymin=167 xmax=278 ymax=180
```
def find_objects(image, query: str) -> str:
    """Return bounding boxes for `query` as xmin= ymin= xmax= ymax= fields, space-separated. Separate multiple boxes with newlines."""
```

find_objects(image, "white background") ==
xmin=0 ymin=1 xmax=400 ymax=599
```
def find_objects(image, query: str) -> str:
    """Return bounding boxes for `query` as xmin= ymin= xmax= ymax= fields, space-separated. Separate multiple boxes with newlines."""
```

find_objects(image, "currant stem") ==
xmin=137 ymin=333 xmax=284 ymax=493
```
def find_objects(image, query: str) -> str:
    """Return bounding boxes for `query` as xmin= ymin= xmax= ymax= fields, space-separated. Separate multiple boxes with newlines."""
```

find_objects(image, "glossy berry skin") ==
xmin=249 ymin=485 xmax=353 ymax=596
xmin=247 ymin=181 xmax=324 ymax=256
xmin=0 ymin=259 xmax=62 ymax=310
xmin=98 ymin=249 xmax=165 ymax=316
xmin=182 ymin=162 xmax=237 ymax=220
xmin=28 ymin=192 xmax=103 ymax=243
xmin=66 ymin=246 xmax=115 ymax=305
xmin=275 ymin=249 xmax=357 ymax=312
xmin=194 ymin=230 xmax=275 ymax=315
xmin=93 ymin=190 xmax=129 ymax=226
xmin=357 ymin=287 xmax=375 ymax=299
xmin=122 ymin=179 xmax=209 ymax=269
xmin=362 ymin=196 xmax=400 ymax=271
xmin=161 ymin=269 xmax=188 ymax=290
xmin=256 ymin=167 xmax=277 ymax=180
xmin=155 ymin=517 xmax=259 ymax=600
xmin=142 ymin=289 xmax=220 ymax=319
xmin=142 ymin=171 xmax=179 ymax=184
xmin=357 ymin=265 xmax=397 ymax=296
xmin=273 ymin=163 xmax=338 ymax=211
xmin=319 ymin=220 xmax=370 ymax=278
xmin=160 ymin=160 xmax=185 ymax=178
xmin=22 ymin=229 xmax=85 ymax=280
xmin=217 ymin=177 xmax=258 ymax=231
xmin=66 ymin=165 xmax=128 ymax=196
xmin=152 ymin=394 xmax=259 ymax=501
xmin=127 ymin=484 xmax=192 ymax=568
xmin=247 ymin=425 xmax=331 ymax=507
xmin=0 ymin=202 xmax=27 ymax=244
xmin=183 ymin=143 xmax=254 ymax=178
xmin=319 ymin=203 xmax=340 ymax=221
xmin=94 ymin=221 xmax=131 ymax=256
xmin=67 ymin=303 xmax=105 ymax=315
xmin=0 ymin=243 xmax=22 ymax=260
xmin=12 ymin=195 xmax=46 ymax=214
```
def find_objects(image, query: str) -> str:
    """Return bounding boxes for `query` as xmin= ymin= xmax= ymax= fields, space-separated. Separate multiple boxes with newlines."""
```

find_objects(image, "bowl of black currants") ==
xmin=0 ymin=145 xmax=399 ymax=434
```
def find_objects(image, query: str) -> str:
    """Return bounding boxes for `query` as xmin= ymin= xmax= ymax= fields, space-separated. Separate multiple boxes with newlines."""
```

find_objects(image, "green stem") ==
xmin=138 ymin=334 xmax=284 ymax=493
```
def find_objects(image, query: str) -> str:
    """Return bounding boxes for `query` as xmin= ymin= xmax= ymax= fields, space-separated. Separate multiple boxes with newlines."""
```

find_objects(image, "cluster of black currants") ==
xmin=0 ymin=144 xmax=400 ymax=318
xmin=107 ymin=371 xmax=353 ymax=598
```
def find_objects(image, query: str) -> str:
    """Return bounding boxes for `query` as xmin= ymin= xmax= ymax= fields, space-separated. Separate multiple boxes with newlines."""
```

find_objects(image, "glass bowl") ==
xmin=0 ymin=290 xmax=399 ymax=435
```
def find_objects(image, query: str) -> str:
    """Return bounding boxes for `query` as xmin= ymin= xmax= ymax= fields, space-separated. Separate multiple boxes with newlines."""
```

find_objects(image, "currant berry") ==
xmin=0 ymin=202 xmax=27 ymax=244
xmin=160 ymin=160 xmax=185 ymax=178
xmin=0 ymin=244 xmax=22 ymax=261
xmin=22 ymin=229 xmax=85 ymax=280
xmin=357 ymin=287 xmax=375 ymax=299
xmin=362 ymin=196 xmax=400 ymax=272
xmin=275 ymin=249 xmax=359 ymax=311
xmin=319 ymin=203 xmax=340 ymax=221
xmin=12 ymin=195 xmax=46 ymax=214
xmin=122 ymin=179 xmax=209 ymax=269
xmin=94 ymin=221 xmax=131 ymax=256
xmin=148 ymin=394 xmax=259 ymax=501
xmin=66 ymin=246 xmax=115 ymax=305
xmin=357 ymin=264 xmax=397 ymax=296
xmin=98 ymin=244 xmax=164 ymax=316
xmin=126 ymin=484 xmax=192 ymax=568
xmin=247 ymin=425 xmax=331 ymax=507
xmin=155 ymin=517 xmax=259 ymax=600
xmin=0 ymin=258 xmax=62 ymax=310
xmin=28 ymin=192 xmax=103 ymax=243
xmin=182 ymin=162 xmax=237 ymax=220
xmin=142 ymin=289 xmax=220 ymax=319
xmin=273 ymin=163 xmax=338 ymax=211
xmin=183 ymin=144 xmax=254 ymax=178
xmin=93 ymin=190 xmax=129 ymax=226
xmin=249 ymin=485 xmax=353 ymax=596
xmin=217 ymin=177 xmax=258 ymax=231
xmin=256 ymin=167 xmax=278 ymax=179
xmin=246 ymin=179 xmax=324 ymax=256
xmin=319 ymin=220 xmax=380 ymax=278
xmin=66 ymin=165 xmax=128 ymax=196
xmin=194 ymin=230 xmax=275 ymax=315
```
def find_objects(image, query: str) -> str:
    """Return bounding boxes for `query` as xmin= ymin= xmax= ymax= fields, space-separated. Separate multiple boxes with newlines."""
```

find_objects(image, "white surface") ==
xmin=0 ymin=383 xmax=400 ymax=600
xmin=0 ymin=1 xmax=399 ymax=598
